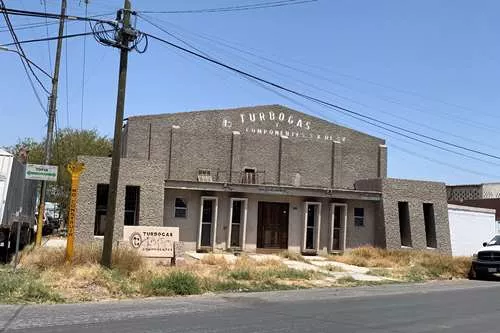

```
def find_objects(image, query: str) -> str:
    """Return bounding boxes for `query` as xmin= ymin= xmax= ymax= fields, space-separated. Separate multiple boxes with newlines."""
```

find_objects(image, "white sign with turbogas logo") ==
xmin=123 ymin=226 xmax=179 ymax=258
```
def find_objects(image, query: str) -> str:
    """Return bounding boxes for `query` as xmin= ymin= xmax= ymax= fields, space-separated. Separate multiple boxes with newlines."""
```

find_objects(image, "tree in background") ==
xmin=6 ymin=129 xmax=112 ymax=222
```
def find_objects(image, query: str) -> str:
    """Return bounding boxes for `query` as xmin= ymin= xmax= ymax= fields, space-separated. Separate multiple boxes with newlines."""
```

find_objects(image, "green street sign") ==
xmin=25 ymin=164 xmax=58 ymax=182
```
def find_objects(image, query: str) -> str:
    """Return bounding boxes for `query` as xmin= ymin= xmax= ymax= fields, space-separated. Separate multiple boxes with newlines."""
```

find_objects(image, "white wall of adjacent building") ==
xmin=448 ymin=204 xmax=496 ymax=257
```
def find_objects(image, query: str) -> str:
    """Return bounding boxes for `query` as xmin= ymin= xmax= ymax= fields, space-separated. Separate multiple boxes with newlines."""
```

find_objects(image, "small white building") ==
xmin=448 ymin=204 xmax=496 ymax=256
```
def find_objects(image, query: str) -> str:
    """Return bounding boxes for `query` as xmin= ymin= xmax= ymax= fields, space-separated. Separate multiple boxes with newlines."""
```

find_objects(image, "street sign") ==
xmin=25 ymin=164 xmax=58 ymax=182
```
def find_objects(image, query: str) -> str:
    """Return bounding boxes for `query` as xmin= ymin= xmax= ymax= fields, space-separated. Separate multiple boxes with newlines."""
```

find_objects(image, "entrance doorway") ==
xmin=197 ymin=196 xmax=218 ymax=250
xmin=257 ymin=202 xmax=289 ymax=249
xmin=330 ymin=203 xmax=347 ymax=252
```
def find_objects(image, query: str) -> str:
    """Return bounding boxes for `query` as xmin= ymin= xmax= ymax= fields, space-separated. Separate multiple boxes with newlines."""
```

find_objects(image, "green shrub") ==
xmin=405 ymin=266 xmax=427 ymax=282
xmin=229 ymin=269 xmax=252 ymax=280
xmin=144 ymin=271 xmax=201 ymax=296
xmin=0 ymin=269 xmax=63 ymax=304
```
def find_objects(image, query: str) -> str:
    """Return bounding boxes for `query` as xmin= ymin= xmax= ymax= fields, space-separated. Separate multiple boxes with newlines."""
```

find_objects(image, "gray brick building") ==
xmin=75 ymin=105 xmax=451 ymax=254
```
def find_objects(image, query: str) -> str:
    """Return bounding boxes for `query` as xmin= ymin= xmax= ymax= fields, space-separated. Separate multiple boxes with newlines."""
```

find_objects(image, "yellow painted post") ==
xmin=65 ymin=161 xmax=85 ymax=263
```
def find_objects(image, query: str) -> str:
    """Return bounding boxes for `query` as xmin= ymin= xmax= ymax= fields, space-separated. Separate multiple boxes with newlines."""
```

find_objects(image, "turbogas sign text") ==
xmin=222 ymin=110 xmax=346 ymax=142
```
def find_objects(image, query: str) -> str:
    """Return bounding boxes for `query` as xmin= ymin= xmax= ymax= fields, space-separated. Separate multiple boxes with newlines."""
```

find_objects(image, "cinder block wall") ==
xmin=75 ymin=156 xmax=165 ymax=243
xmin=122 ymin=105 xmax=386 ymax=190
xmin=356 ymin=178 xmax=452 ymax=254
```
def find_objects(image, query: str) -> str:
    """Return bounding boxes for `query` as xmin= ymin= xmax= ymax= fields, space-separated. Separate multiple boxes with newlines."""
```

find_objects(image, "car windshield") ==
xmin=487 ymin=235 xmax=500 ymax=246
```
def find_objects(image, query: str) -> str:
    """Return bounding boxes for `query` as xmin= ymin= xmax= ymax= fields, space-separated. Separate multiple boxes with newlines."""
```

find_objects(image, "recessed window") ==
xmin=94 ymin=184 xmax=109 ymax=236
xmin=354 ymin=208 xmax=364 ymax=227
xmin=124 ymin=186 xmax=140 ymax=226
xmin=242 ymin=168 xmax=256 ymax=184
xmin=197 ymin=169 xmax=212 ymax=182
xmin=398 ymin=202 xmax=412 ymax=247
xmin=174 ymin=198 xmax=187 ymax=218
xmin=423 ymin=203 xmax=437 ymax=248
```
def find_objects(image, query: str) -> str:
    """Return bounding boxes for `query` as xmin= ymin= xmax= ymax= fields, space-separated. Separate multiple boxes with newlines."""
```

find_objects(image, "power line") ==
xmin=64 ymin=19 xmax=69 ymax=127
xmin=42 ymin=0 xmax=52 ymax=73
xmin=0 ymin=30 xmax=110 ymax=47
xmin=139 ymin=0 xmax=318 ymax=14
xmin=81 ymin=0 xmax=88 ymax=129
xmin=143 ymin=31 xmax=500 ymax=162
xmin=140 ymin=15 xmax=500 ymax=139
xmin=151 ymin=29 xmax=500 ymax=171
xmin=0 ymin=12 xmax=114 ymax=32
xmin=148 ymin=17 xmax=500 ymax=129
xmin=0 ymin=7 xmax=116 ymax=24
xmin=1 ymin=0 xmax=49 ymax=114
xmin=389 ymin=143 xmax=500 ymax=179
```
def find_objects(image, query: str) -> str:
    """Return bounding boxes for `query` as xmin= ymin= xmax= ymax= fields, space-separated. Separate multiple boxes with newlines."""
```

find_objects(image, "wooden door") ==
xmin=257 ymin=202 xmax=289 ymax=249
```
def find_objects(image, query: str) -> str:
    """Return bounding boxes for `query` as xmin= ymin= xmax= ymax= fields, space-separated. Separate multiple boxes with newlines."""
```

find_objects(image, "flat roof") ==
xmin=448 ymin=204 xmax=496 ymax=214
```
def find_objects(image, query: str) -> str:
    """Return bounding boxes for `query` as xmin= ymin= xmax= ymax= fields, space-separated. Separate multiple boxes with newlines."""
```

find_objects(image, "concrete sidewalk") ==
xmin=185 ymin=252 xmax=387 ymax=282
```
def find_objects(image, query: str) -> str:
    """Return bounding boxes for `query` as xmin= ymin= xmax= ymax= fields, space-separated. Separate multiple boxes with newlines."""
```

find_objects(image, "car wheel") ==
xmin=468 ymin=267 xmax=480 ymax=280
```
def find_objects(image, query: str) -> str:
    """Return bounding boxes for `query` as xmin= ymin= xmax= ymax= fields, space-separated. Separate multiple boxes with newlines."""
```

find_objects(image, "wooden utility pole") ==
xmin=35 ymin=0 xmax=67 ymax=246
xmin=101 ymin=0 xmax=134 ymax=268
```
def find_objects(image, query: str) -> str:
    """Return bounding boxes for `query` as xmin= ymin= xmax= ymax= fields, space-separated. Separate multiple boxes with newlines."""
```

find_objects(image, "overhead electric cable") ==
xmin=139 ymin=0 xmax=318 ymax=14
xmin=64 ymin=19 xmax=69 ymax=127
xmin=0 ymin=12 xmax=114 ymax=32
xmin=42 ymin=0 xmax=52 ymax=72
xmin=0 ymin=30 xmax=111 ymax=47
xmin=143 ymin=31 xmax=500 ymax=161
xmin=1 ymin=0 xmax=49 ymax=113
xmin=81 ymin=0 xmax=88 ymax=129
xmin=0 ymin=7 xmax=116 ymax=24
xmin=147 ymin=16 xmax=500 ymax=128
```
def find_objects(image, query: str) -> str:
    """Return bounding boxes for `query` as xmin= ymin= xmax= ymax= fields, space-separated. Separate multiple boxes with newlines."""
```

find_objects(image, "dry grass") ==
xmin=11 ymin=246 xmax=471 ymax=304
xmin=279 ymin=250 xmax=309 ymax=263
xmin=20 ymin=244 xmax=144 ymax=274
xmin=332 ymin=247 xmax=471 ymax=280
xmin=200 ymin=254 xmax=229 ymax=266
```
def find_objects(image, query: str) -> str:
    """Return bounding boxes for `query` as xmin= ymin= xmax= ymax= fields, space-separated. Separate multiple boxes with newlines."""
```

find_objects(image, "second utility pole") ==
xmin=101 ymin=0 xmax=134 ymax=268
xmin=35 ymin=0 xmax=67 ymax=247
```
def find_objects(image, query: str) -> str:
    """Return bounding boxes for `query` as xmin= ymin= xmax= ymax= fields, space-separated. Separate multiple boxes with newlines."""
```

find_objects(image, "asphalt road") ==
xmin=1 ymin=280 xmax=500 ymax=332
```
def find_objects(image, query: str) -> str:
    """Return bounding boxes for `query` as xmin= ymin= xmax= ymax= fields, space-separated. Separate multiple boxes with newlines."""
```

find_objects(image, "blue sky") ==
xmin=1 ymin=0 xmax=500 ymax=185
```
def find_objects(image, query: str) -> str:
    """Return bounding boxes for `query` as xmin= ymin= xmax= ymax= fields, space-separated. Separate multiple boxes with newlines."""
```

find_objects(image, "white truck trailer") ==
xmin=0 ymin=148 xmax=37 ymax=262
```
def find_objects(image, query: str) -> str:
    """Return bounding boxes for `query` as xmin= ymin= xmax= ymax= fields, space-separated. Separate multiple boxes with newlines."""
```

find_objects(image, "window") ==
xmin=197 ymin=169 xmax=212 ymax=182
xmin=241 ymin=168 xmax=256 ymax=184
xmin=94 ymin=184 xmax=109 ymax=236
xmin=354 ymin=208 xmax=364 ymax=226
xmin=174 ymin=198 xmax=187 ymax=218
xmin=423 ymin=203 xmax=437 ymax=248
xmin=124 ymin=186 xmax=140 ymax=226
xmin=398 ymin=202 xmax=412 ymax=247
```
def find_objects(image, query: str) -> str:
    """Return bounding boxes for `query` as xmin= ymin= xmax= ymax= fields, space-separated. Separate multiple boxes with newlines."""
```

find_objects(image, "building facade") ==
xmin=75 ymin=105 xmax=451 ymax=254
xmin=447 ymin=183 xmax=500 ymax=201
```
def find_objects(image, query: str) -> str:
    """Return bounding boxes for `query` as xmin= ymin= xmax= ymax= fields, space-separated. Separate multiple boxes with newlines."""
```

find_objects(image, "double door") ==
xmin=257 ymin=202 xmax=289 ymax=249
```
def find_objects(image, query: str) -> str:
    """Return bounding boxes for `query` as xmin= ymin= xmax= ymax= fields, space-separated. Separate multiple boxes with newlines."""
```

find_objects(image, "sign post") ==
xmin=26 ymin=164 xmax=58 ymax=247
xmin=65 ymin=161 xmax=85 ymax=263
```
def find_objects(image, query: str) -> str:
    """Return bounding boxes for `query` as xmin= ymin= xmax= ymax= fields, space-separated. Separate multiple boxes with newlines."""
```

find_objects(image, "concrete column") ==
xmin=331 ymin=141 xmax=342 ymax=188
xmin=167 ymin=125 xmax=180 ymax=180
xmin=229 ymin=131 xmax=241 ymax=183
xmin=278 ymin=135 xmax=288 ymax=185
xmin=378 ymin=144 xmax=387 ymax=178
